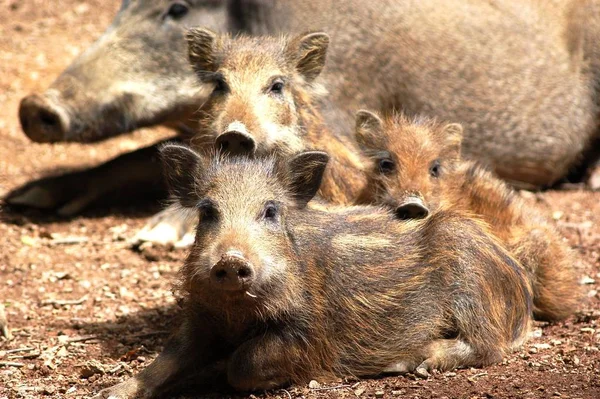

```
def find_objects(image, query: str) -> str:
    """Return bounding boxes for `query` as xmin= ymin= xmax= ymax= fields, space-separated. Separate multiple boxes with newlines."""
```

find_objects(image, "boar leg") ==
xmin=94 ymin=318 xmax=218 ymax=399
xmin=0 ymin=304 xmax=11 ymax=340
xmin=133 ymin=203 xmax=198 ymax=247
xmin=416 ymin=338 xmax=487 ymax=376
xmin=5 ymin=141 xmax=171 ymax=216
xmin=384 ymin=339 xmax=492 ymax=378
xmin=227 ymin=332 xmax=304 ymax=391
xmin=587 ymin=159 xmax=600 ymax=190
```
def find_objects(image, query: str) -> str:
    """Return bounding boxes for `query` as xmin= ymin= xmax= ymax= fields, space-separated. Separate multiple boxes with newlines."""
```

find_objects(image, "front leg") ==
xmin=5 ymin=139 xmax=177 ymax=216
xmin=94 ymin=317 xmax=219 ymax=399
xmin=227 ymin=330 xmax=311 ymax=392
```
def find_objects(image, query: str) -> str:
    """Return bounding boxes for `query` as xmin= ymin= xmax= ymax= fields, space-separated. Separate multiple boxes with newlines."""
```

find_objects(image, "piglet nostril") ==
xmin=215 ymin=130 xmax=256 ymax=156
xmin=395 ymin=201 xmax=430 ymax=220
xmin=240 ymin=140 xmax=253 ymax=152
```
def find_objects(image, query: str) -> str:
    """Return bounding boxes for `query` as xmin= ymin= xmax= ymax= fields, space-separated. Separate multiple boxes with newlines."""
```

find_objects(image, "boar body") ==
xmin=11 ymin=0 xmax=600 ymax=225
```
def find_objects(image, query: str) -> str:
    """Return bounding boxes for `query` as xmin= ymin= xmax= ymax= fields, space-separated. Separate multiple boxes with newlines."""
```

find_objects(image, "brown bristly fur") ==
xmin=186 ymin=29 xmax=367 ymax=204
xmin=355 ymin=112 xmax=581 ymax=322
xmin=95 ymin=147 xmax=532 ymax=398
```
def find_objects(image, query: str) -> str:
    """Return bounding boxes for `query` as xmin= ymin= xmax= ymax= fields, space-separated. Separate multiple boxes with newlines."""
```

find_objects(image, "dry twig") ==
xmin=0 ymin=361 xmax=25 ymax=368
xmin=41 ymin=295 xmax=88 ymax=307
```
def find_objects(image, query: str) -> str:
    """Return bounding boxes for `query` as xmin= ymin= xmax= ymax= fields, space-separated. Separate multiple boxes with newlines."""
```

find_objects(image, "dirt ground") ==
xmin=0 ymin=1 xmax=599 ymax=398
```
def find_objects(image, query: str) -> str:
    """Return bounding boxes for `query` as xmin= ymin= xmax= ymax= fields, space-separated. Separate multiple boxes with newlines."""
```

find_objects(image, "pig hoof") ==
xmin=133 ymin=205 xmax=197 ymax=246
xmin=414 ymin=365 xmax=431 ymax=379
xmin=5 ymin=173 xmax=95 ymax=215
xmin=5 ymin=185 xmax=57 ymax=209
xmin=414 ymin=359 xmax=434 ymax=378
xmin=92 ymin=379 xmax=144 ymax=399
xmin=382 ymin=360 xmax=414 ymax=374
xmin=587 ymin=166 xmax=600 ymax=191
xmin=56 ymin=193 xmax=98 ymax=216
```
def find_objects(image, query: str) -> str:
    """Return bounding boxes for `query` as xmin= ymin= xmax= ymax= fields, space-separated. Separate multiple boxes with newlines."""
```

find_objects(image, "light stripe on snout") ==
xmin=225 ymin=121 xmax=249 ymax=135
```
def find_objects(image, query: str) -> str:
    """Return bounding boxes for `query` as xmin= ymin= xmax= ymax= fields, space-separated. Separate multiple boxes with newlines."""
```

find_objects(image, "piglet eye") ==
xmin=430 ymin=160 xmax=441 ymax=178
xmin=378 ymin=158 xmax=395 ymax=174
xmin=213 ymin=78 xmax=227 ymax=94
xmin=263 ymin=202 xmax=279 ymax=221
xmin=166 ymin=2 xmax=189 ymax=19
xmin=197 ymin=200 xmax=218 ymax=222
xmin=269 ymin=80 xmax=284 ymax=94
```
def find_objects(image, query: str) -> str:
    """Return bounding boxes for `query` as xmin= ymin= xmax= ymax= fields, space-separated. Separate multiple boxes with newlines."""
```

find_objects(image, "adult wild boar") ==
xmin=9 ymin=0 xmax=600 ymax=241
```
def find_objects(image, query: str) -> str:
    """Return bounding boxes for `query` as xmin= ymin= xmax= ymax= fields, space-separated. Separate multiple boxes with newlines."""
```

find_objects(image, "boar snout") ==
xmin=19 ymin=94 xmax=70 ymax=143
xmin=216 ymin=124 xmax=256 ymax=156
xmin=395 ymin=197 xmax=430 ymax=220
xmin=210 ymin=252 xmax=256 ymax=292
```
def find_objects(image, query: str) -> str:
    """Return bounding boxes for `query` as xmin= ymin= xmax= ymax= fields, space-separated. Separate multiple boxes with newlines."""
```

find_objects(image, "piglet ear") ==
xmin=442 ymin=123 xmax=463 ymax=160
xmin=287 ymin=151 xmax=330 ymax=206
xmin=354 ymin=109 xmax=386 ymax=151
xmin=287 ymin=31 xmax=330 ymax=82
xmin=160 ymin=144 xmax=203 ymax=207
xmin=186 ymin=27 xmax=219 ymax=74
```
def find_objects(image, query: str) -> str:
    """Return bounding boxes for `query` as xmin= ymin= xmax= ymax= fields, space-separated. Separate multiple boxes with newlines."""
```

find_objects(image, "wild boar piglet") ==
xmin=94 ymin=144 xmax=532 ymax=398
xmin=355 ymin=111 xmax=580 ymax=322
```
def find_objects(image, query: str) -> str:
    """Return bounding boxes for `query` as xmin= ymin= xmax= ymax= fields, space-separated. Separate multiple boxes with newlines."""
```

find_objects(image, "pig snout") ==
xmin=210 ymin=252 xmax=256 ymax=291
xmin=19 ymin=93 xmax=70 ymax=143
xmin=394 ymin=197 xmax=430 ymax=220
xmin=216 ymin=122 xmax=256 ymax=156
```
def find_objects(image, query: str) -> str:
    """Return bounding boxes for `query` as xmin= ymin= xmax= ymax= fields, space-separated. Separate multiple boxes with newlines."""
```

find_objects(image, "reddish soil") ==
xmin=0 ymin=1 xmax=599 ymax=398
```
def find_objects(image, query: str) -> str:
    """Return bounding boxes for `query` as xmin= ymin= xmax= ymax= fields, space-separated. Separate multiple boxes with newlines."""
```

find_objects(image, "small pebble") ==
xmin=533 ymin=343 xmax=551 ymax=350
xmin=375 ymin=390 xmax=385 ymax=398
xmin=308 ymin=380 xmax=320 ymax=389
xmin=529 ymin=329 xmax=543 ymax=339
xmin=580 ymin=276 xmax=595 ymax=285
xmin=552 ymin=211 xmax=563 ymax=220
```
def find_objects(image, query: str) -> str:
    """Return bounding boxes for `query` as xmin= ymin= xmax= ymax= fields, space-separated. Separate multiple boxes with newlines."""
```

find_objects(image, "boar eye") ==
xmin=212 ymin=78 xmax=228 ymax=94
xmin=166 ymin=2 xmax=189 ymax=19
xmin=197 ymin=199 xmax=218 ymax=222
xmin=378 ymin=158 xmax=396 ymax=174
xmin=269 ymin=80 xmax=284 ymax=95
xmin=263 ymin=201 xmax=279 ymax=221
xmin=430 ymin=160 xmax=441 ymax=178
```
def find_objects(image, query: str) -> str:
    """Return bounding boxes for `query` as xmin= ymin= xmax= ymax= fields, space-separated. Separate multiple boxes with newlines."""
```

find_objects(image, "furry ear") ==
xmin=160 ymin=144 xmax=203 ymax=207
xmin=287 ymin=32 xmax=330 ymax=82
xmin=354 ymin=109 xmax=386 ymax=151
xmin=186 ymin=27 xmax=219 ymax=74
xmin=441 ymin=123 xmax=463 ymax=160
xmin=287 ymin=151 xmax=330 ymax=206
